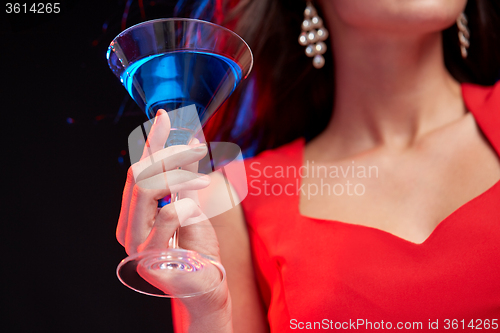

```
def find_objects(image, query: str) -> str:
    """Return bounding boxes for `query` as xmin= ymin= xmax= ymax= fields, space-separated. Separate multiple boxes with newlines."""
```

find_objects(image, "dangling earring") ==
xmin=298 ymin=1 xmax=329 ymax=69
xmin=456 ymin=12 xmax=470 ymax=59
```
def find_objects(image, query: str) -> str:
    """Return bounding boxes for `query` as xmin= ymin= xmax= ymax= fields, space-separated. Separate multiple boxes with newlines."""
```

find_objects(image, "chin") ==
xmin=321 ymin=0 xmax=468 ymax=35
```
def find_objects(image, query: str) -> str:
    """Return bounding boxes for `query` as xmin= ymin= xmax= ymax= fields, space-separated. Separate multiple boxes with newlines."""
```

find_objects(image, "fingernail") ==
xmin=154 ymin=109 xmax=165 ymax=124
xmin=197 ymin=173 xmax=211 ymax=182
xmin=191 ymin=143 xmax=207 ymax=152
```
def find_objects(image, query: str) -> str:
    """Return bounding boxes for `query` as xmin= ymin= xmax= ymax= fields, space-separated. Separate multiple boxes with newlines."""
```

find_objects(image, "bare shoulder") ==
xmin=198 ymin=171 xmax=269 ymax=333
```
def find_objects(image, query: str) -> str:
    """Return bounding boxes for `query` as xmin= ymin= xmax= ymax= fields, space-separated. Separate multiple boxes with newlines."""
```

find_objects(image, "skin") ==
xmin=301 ymin=0 xmax=500 ymax=243
xmin=116 ymin=0 xmax=500 ymax=331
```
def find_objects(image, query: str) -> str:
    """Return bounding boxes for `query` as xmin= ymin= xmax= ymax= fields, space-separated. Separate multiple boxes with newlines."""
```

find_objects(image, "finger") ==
xmin=141 ymin=109 xmax=170 ymax=160
xmin=137 ymin=199 xmax=222 ymax=296
xmin=175 ymin=198 xmax=209 ymax=229
xmin=125 ymin=185 xmax=169 ymax=255
xmin=137 ymin=169 xmax=210 ymax=192
xmin=118 ymin=143 xmax=208 ymax=246
xmin=178 ymin=216 xmax=219 ymax=258
xmin=177 ymin=182 xmax=221 ymax=258
xmin=117 ymin=158 xmax=167 ymax=247
xmin=178 ymin=146 xmax=202 ymax=205
xmin=125 ymin=172 xmax=210 ymax=254
xmin=116 ymin=166 xmax=137 ymax=246
xmin=119 ymin=111 xmax=169 ymax=246
xmin=134 ymin=144 xmax=208 ymax=183
xmin=189 ymin=137 xmax=200 ymax=146
xmin=137 ymin=204 xmax=181 ymax=252
xmin=183 ymin=140 xmax=202 ymax=175
xmin=175 ymin=149 xmax=220 ymax=256
xmin=133 ymin=144 xmax=189 ymax=182
xmin=139 ymin=198 xmax=205 ymax=252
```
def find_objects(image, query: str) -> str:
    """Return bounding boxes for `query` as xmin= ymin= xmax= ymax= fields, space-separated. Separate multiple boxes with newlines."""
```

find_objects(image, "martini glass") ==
xmin=107 ymin=18 xmax=253 ymax=297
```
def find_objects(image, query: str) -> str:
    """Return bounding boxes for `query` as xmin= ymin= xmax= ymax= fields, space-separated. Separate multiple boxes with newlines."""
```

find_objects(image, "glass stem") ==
xmin=169 ymin=164 xmax=182 ymax=249
xmin=170 ymin=191 xmax=180 ymax=249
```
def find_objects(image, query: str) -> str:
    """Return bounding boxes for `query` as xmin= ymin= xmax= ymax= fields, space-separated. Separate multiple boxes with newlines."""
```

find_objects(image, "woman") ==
xmin=116 ymin=0 xmax=500 ymax=331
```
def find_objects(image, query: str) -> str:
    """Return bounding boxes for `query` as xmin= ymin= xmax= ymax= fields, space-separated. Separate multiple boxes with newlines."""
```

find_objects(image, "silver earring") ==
xmin=456 ymin=12 xmax=470 ymax=59
xmin=298 ymin=1 xmax=329 ymax=69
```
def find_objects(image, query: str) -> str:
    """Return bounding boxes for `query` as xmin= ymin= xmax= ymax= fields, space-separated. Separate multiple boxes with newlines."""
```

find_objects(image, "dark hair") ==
xmin=188 ymin=0 xmax=500 ymax=157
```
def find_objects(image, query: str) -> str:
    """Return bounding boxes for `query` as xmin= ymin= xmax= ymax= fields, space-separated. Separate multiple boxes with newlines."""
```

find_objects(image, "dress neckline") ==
xmin=293 ymin=82 xmax=500 ymax=246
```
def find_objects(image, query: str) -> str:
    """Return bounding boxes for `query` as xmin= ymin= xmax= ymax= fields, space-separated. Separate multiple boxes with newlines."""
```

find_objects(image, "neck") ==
xmin=321 ymin=12 xmax=466 ymax=153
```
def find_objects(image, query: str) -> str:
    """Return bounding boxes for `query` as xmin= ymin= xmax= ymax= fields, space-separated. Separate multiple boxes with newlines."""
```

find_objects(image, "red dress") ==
xmin=239 ymin=83 xmax=500 ymax=332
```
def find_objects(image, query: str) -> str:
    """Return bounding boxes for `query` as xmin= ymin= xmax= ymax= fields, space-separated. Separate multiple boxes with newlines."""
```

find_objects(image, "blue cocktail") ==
xmin=122 ymin=50 xmax=242 ymax=145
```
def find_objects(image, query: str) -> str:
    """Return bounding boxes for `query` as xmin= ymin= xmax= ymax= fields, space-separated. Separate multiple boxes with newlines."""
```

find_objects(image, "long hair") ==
xmin=179 ymin=0 xmax=500 ymax=157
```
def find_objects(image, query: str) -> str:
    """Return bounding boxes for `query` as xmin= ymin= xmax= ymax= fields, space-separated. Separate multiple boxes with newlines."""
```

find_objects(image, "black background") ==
xmin=3 ymin=1 xmax=177 ymax=332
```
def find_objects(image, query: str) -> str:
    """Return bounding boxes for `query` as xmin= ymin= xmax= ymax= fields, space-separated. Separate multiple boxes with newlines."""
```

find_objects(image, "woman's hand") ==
xmin=115 ymin=109 xmax=233 ymax=331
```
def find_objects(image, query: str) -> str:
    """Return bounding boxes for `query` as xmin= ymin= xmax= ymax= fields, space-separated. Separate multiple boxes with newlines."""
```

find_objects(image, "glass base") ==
xmin=117 ymin=249 xmax=226 ymax=298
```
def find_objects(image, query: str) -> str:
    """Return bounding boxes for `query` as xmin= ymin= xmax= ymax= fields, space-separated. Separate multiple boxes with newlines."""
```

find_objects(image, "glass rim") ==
xmin=108 ymin=17 xmax=254 ymax=78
